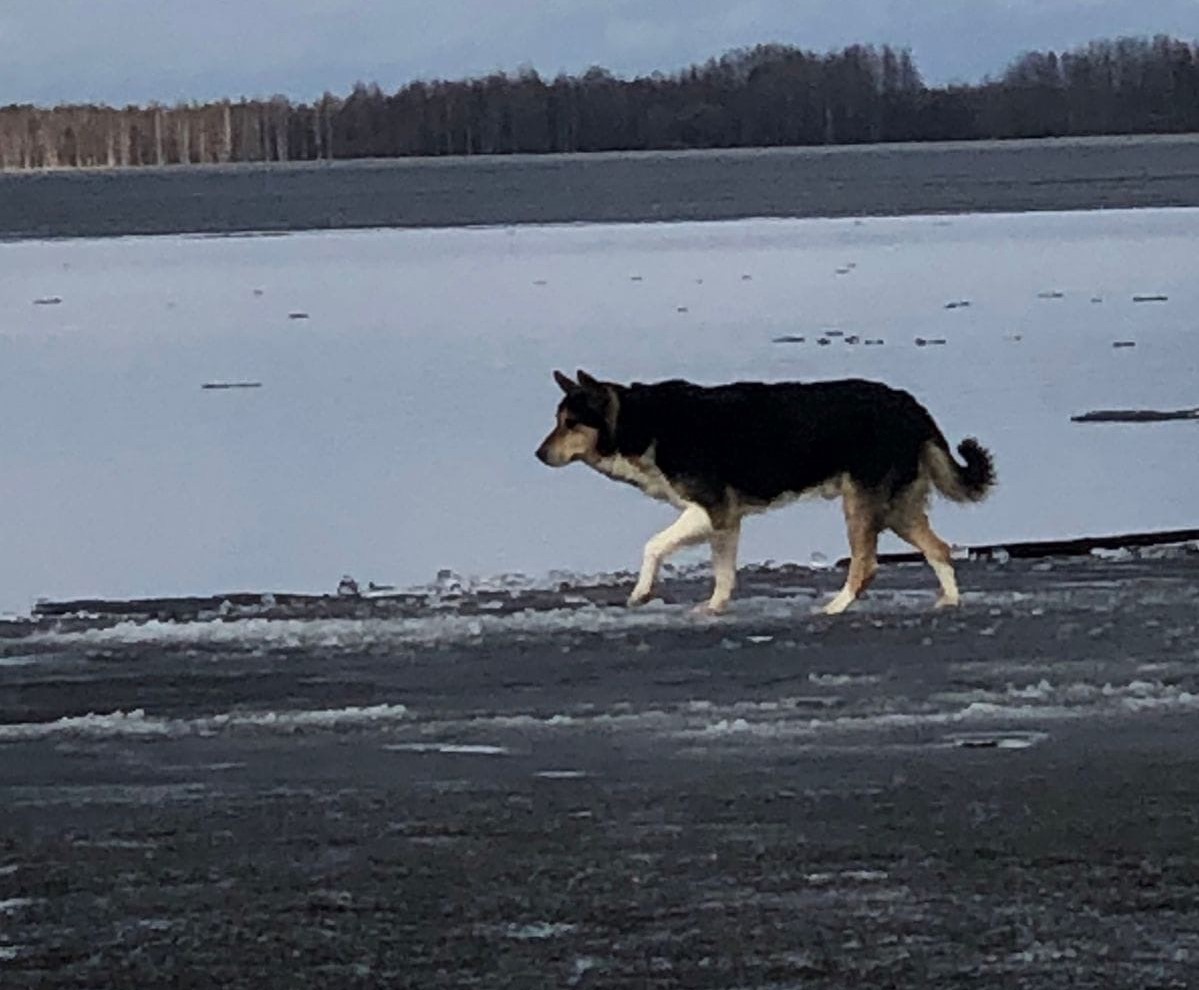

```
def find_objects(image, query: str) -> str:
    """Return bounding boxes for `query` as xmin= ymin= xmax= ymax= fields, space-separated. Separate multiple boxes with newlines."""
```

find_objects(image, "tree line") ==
xmin=2 ymin=35 xmax=1197 ymax=169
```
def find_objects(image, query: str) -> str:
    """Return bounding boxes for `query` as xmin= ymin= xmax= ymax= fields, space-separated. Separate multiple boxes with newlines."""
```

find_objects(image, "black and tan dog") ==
xmin=536 ymin=370 xmax=995 ymax=615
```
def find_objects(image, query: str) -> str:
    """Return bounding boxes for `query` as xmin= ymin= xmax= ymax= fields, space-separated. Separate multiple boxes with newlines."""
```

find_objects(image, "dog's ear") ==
xmin=576 ymin=369 xmax=601 ymax=391
xmin=553 ymin=370 xmax=576 ymax=394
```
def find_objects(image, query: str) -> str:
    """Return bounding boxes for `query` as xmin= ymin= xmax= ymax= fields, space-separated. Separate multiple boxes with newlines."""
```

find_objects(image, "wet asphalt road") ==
xmin=2 ymin=555 xmax=1198 ymax=987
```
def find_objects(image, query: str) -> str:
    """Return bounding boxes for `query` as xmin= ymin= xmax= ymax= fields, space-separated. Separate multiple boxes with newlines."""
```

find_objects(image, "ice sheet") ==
xmin=2 ymin=209 xmax=1197 ymax=612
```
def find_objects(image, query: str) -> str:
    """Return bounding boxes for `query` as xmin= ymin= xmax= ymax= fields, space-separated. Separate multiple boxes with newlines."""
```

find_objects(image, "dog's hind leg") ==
xmin=696 ymin=522 xmax=741 ymax=615
xmin=823 ymin=484 xmax=881 ymax=616
xmin=628 ymin=503 xmax=713 ymax=607
xmin=892 ymin=512 xmax=959 ymax=608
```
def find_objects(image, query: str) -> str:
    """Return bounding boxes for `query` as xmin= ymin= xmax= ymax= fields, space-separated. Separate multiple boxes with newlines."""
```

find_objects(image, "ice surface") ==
xmin=944 ymin=731 xmax=1049 ymax=749
xmin=2 ymin=653 xmax=1193 ymax=743
xmin=23 ymin=603 xmax=735 ymax=651
xmin=18 ymin=572 xmax=1191 ymax=652
xmin=2 ymin=209 xmax=1198 ymax=612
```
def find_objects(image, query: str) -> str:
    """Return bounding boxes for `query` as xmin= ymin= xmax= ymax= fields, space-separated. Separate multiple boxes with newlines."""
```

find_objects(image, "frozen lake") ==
xmin=3 ymin=552 xmax=1199 ymax=986
xmin=1 ymin=208 xmax=1197 ymax=613
xmin=4 ymin=134 xmax=1199 ymax=240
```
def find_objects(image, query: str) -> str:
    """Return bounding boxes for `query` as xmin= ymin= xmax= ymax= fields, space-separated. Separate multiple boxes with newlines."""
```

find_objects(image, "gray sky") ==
xmin=2 ymin=0 xmax=1196 ymax=106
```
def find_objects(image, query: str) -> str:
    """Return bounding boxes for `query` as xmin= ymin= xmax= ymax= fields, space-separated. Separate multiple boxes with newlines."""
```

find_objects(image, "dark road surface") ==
xmin=3 ymin=553 xmax=1198 ymax=987
xmin=3 ymin=134 xmax=1199 ymax=241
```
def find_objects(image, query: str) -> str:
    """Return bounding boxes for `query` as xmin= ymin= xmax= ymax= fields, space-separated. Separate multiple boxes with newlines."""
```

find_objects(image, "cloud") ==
xmin=0 ymin=0 xmax=1194 ymax=105
xmin=604 ymin=18 xmax=682 ymax=57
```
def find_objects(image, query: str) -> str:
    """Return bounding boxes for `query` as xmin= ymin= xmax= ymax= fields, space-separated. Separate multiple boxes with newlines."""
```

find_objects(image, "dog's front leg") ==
xmin=628 ymin=503 xmax=712 ymax=607
xmin=695 ymin=523 xmax=741 ymax=614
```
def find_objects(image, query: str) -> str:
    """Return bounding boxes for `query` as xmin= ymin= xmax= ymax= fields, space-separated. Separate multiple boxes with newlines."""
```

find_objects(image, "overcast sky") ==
xmin=2 ymin=0 xmax=1196 ymax=106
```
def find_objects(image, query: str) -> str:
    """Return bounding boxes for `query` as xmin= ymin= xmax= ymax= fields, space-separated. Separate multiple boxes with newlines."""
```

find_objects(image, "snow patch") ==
xmin=0 ymin=703 xmax=410 ymax=743
xmin=804 ymin=870 xmax=889 ymax=885
xmin=0 ymin=898 xmax=36 ymax=913
xmin=22 ymin=597 xmax=802 ymax=651
xmin=503 ymin=922 xmax=577 ymax=940
xmin=383 ymin=742 xmax=508 ymax=756
xmin=808 ymin=672 xmax=882 ymax=687
xmin=951 ymin=678 xmax=1199 ymax=712
xmin=683 ymin=678 xmax=1199 ymax=741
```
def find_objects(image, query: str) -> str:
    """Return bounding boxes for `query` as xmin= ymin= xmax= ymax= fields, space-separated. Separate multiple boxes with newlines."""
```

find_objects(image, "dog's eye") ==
xmin=563 ymin=417 xmax=578 ymax=429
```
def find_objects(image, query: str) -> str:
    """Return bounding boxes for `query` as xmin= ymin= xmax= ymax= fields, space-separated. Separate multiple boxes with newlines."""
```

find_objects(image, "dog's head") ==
xmin=535 ymin=369 xmax=618 ymax=467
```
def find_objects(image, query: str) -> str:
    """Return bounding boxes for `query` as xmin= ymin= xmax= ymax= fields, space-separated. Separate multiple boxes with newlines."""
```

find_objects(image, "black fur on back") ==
xmin=601 ymin=377 xmax=957 ymax=513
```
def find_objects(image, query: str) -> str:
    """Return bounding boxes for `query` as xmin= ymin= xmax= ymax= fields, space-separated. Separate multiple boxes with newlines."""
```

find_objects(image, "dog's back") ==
xmin=619 ymin=378 xmax=954 ymax=507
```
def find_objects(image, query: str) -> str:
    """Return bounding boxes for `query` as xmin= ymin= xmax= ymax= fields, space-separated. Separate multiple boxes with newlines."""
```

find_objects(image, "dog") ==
xmin=535 ymin=370 xmax=995 ymax=615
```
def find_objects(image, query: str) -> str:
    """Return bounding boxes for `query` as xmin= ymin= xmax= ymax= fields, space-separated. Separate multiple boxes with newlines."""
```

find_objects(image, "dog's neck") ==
xmin=586 ymin=445 xmax=684 ymax=506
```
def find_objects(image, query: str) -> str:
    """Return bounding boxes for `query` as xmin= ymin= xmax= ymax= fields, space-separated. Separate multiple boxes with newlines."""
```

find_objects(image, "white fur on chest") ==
xmin=591 ymin=448 xmax=686 ymax=507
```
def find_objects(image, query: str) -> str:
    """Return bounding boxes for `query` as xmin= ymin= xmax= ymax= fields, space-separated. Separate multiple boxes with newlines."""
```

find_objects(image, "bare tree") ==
xmin=1 ymin=34 xmax=1197 ymax=170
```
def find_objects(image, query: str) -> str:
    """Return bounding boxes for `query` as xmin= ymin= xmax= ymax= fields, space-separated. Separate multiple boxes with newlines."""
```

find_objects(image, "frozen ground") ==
xmin=5 ymin=551 xmax=1199 ymax=737
xmin=4 ymin=206 xmax=1198 ymax=987
xmin=1 ymin=208 xmax=1198 ymax=614
xmin=2 ymin=553 xmax=1198 ymax=987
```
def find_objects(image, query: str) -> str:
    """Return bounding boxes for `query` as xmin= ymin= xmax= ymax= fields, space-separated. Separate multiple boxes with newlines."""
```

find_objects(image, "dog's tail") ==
xmin=923 ymin=437 xmax=996 ymax=503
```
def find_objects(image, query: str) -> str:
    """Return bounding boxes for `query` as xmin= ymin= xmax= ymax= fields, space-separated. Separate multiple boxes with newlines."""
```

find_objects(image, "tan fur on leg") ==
xmin=891 ymin=512 xmax=958 ymax=608
xmin=823 ymin=484 xmax=882 ymax=616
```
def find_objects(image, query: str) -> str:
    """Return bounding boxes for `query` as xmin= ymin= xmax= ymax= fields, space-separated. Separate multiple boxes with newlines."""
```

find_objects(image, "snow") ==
xmin=0 ymin=703 xmax=410 ymax=742
xmin=809 ymin=672 xmax=881 ymax=687
xmin=804 ymin=870 xmax=890 ymax=884
xmin=20 ymin=565 xmax=1194 ymax=653
xmin=23 ymin=602 xmax=742 ymax=650
xmin=665 ymin=676 xmax=1199 ymax=742
xmin=2 ymin=208 xmax=1197 ymax=613
xmin=383 ymin=742 xmax=508 ymax=755
xmin=500 ymin=922 xmax=578 ymax=940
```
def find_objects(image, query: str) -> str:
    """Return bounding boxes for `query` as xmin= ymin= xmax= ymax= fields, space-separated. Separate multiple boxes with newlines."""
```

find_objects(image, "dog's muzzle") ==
xmin=535 ymin=439 xmax=571 ymax=467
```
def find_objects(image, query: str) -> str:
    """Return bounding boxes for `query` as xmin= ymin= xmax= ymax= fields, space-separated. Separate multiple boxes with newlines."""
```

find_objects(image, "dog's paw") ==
xmin=626 ymin=589 xmax=653 ymax=608
xmin=821 ymin=592 xmax=854 ymax=616
xmin=691 ymin=601 xmax=727 ymax=617
xmin=934 ymin=594 xmax=960 ymax=610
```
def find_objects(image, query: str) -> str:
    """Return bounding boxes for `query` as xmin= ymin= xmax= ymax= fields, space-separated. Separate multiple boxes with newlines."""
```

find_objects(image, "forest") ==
xmin=2 ymin=35 xmax=1197 ymax=169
